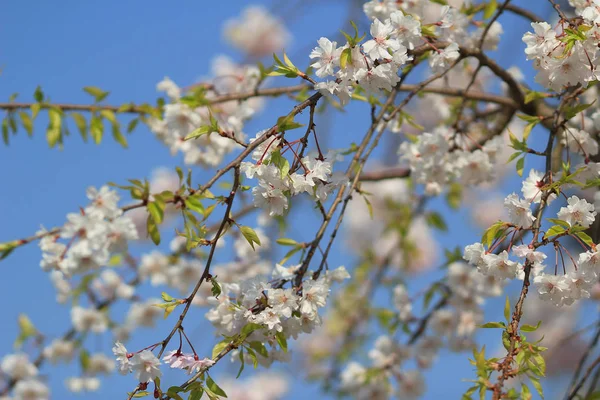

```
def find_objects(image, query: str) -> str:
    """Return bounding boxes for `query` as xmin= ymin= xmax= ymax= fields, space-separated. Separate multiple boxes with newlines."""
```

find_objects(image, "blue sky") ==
xmin=0 ymin=1 xmax=582 ymax=399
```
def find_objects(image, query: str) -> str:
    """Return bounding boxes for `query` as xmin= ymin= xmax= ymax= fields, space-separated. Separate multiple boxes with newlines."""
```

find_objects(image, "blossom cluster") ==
xmin=464 ymin=169 xmax=600 ymax=307
xmin=312 ymin=2 xmax=505 ymax=107
xmin=206 ymin=265 xmax=349 ymax=366
xmin=398 ymin=127 xmax=504 ymax=195
xmin=310 ymin=10 xmax=417 ymax=106
xmin=523 ymin=3 xmax=600 ymax=91
xmin=241 ymin=140 xmax=347 ymax=216
xmin=149 ymin=57 xmax=261 ymax=167
xmin=38 ymin=186 xmax=138 ymax=277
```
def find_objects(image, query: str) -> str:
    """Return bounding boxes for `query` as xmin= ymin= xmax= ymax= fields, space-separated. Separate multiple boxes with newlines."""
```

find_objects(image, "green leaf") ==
xmin=245 ymin=346 xmax=259 ymax=368
xmin=212 ymin=340 xmax=228 ymax=359
xmin=483 ymin=0 xmax=497 ymax=19
xmin=521 ymin=320 xmax=541 ymax=332
xmin=523 ymin=123 xmax=535 ymax=141
xmin=564 ymin=101 xmax=595 ymax=120
xmin=546 ymin=218 xmax=570 ymax=228
xmin=112 ymin=124 xmax=128 ymax=148
xmin=48 ymin=108 xmax=62 ymax=127
xmin=206 ymin=375 xmax=228 ymax=398
xmin=276 ymin=238 xmax=297 ymax=246
xmin=363 ymin=195 xmax=374 ymax=219
xmin=211 ymin=277 xmax=222 ymax=298
xmin=530 ymin=377 xmax=544 ymax=399
xmin=248 ymin=341 xmax=269 ymax=358
xmin=185 ymin=125 xmax=212 ymax=140
xmin=279 ymin=246 xmax=301 ymax=264
xmin=481 ymin=221 xmax=507 ymax=247
xmin=80 ymin=349 xmax=90 ymax=371
xmin=185 ymin=196 xmax=205 ymax=215
xmin=189 ymin=388 xmax=204 ymax=400
xmin=478 ymin=322 xmax=506 ymax=329
xmin=147 ymin=215 xmax=161 ymax=245
xmin=163 ymin=303 xmax=177 ymax=319
xmin=33 ymin=86 xmax=44 ymax=103
xmin=90 ymin=116 xmax=103 ymax=144
xmin=148 ymin=201 xmax=165 ymax=224
xmin=236 ymin=349 xmax=245 ymax=378
xmin=268 ymin=51 xmax=299 ymax=78
xmin=240 ymin=323 xmax=263 ymax=338
xmin=524 ymin=90 xmax=549 ymax=104
xmin=14 ymin=314 xmax=37 ymax=349
xmin=507 ymin=151 xmax=522 ymax=163
xmin=99 ymin=109 xmax=117 ymax=124
xmin=127 ymin=118 xmax=139 ymax=133
xmin=131 ymin=391 xmax=150 ymax=398
xmin=2 ymin=119 xmax=8 ymax=145
xmin=18 ymin=112 xmax=33 ymax=136
xmin=340 ymin=47 xmax=352 ymax=69
xmin=83 ymin=86 xmax=109 ymax=102
xmin=426 ymin=211 xmax=447 ymax=231
xmin=71 ymin=112 xmax=87 ymax=141
xmin=545 ymin=224 xmax=566 ymax=239
xmin=446 ymin=182 xmax=462 ymax=209
xmin=531 ymin=353 xmax=546 ymax=376
xmin=504 ymin=296 xmax=511 ymax=323
xmin=516 ymin=156 xmax=525 ymax=177
xmin=575 ymin=231 xmax=595 ymax=247
xmin=521 ymin=384 xmax=532 ymax=400
xmin=31 ymin=103 xmax=41 ymax=119
xmin=166 ymin=386 xmax=184 ymax=400
xmin=161 ymin=292 xmax=174 ymax=302
xmin=276 ymin=115 xmax=304 ymax=132
xmin=270 ymin=150 xmax=290 ymax=178
xmin=275 ymin=331 xmax=288 ymax=352
xmin=240 ymin=226 xmax=261 ymax=251
xmin=46 ymin=127 xmax=61 ymax=148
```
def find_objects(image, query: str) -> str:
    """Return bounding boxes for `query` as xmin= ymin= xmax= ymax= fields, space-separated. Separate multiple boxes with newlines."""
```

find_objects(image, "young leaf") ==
xmin=504 ymin=296 xmax=511 ymax=323
xmin=483 ymin=0 xmax=498 ymax=19
xmin=206 ymin=375 xmax=228 ymax=398
xmin=83 ymin=86 xmax=109 ymax=102
xmin=545 ymin=224 xmax=566 ymax=239
xmin=18 ymin=112 xmax=33 ymax=136
xmin=275 ymin=331 xmax=288 ymax=352
xmin=276 ymin=238 xmax=298 ymax=246
xmin=148 ymin=201 xmax=164 ymax=224
xmin=147 ymin=215 xmax=161 ymax=245
xmin=71 ymin=112 xmax=87 ymax=141
xmin=521 ymin=320 xmax=541 ymax=332
xmin=211 ymin=277 xmax=222 ymax=298
xmin=575 ymin=231 xmax=595 ymax=247
xmin=240 ymin=226 xmax=261 ymax=251
xmin=276 ymin=115 xmax=304 ymax=132
xmin=516 ymin=156 xmax=525 ymax=177
xmin=478 ymin=322 xmax=505 ymax=329
xmin=212 ymin=340 xmax=228 ymax=359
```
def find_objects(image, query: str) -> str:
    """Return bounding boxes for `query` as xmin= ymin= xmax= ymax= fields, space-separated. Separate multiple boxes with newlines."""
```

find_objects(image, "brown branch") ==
xmin=568 ymin=355 xmax=600 ymax=400
xmin=505 ymin=4 xmax=544 ymax=22
xmin=491 ymin=86 xmax=573 ymax=400
xmin=0 ymin=85 xmax=309 ymax=114
xmin=156 ymin=167 xmax=241 ymax=359
xmin=359 ymin=167 xmax=410 ymax=181
xmin=567 ymin=320 xmax=600 ymax=399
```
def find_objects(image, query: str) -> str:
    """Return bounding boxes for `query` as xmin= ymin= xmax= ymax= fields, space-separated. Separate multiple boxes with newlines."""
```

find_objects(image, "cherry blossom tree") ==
xmin=3 ymin=1 xmax=600 ymax=399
